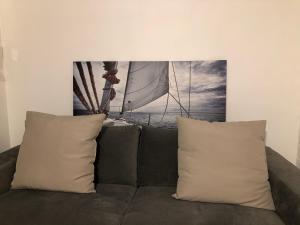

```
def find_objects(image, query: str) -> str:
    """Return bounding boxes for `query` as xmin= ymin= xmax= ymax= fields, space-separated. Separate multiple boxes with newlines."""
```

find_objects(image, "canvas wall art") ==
xmin=73 ymin=61 xmax=227 ymax=128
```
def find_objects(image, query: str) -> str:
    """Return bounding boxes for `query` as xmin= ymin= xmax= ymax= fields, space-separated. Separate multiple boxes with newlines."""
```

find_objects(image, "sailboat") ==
xmin=73 ymin=61 xmax=191 ymax=126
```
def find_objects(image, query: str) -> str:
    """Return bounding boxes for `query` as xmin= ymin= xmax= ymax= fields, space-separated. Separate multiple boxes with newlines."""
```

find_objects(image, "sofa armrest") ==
xmin=0 ymin=146 xmax=20 ymax=194
xmin=266 ymin=147 xmax=300 ymax=225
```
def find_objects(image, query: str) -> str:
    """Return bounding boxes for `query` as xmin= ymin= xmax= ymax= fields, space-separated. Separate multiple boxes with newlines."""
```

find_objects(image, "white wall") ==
xmin=297 ymin=119 xmax=300 ymax=167
xmin=0 ymin=7 xmax=11 ymax=152
xmin=0 ymin=81 xmax=10 ymax=151
xmin=0 ymin=0 xmax=299 ymax=162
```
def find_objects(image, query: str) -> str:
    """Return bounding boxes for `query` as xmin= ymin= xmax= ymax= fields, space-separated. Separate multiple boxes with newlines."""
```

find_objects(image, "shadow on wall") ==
xmin=0 ymin=81 xmax=11 ymax=152
xmin=0 ymin=29 xmax=11 ymax=152
xmin=297 ymin=122 xmax=300 ymax=168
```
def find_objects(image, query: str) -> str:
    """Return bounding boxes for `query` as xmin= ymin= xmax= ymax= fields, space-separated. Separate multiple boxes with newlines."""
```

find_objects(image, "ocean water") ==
xmin=74 ymin=110 xmax=225 ymax=128
xmin=108 ymin=111 xmax=225 ymax=128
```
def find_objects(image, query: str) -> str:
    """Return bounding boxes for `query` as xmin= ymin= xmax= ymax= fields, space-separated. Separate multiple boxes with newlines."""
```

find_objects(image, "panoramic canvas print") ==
xmin=73 ymin=61 xmax=227 ymax=128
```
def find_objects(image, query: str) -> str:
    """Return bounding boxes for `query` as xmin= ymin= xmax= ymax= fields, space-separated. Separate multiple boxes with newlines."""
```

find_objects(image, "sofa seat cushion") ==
xmin=122 ymin=186 xmax=284 ymax=225
xmin=0 ymin=184 xmax=136 ymax=225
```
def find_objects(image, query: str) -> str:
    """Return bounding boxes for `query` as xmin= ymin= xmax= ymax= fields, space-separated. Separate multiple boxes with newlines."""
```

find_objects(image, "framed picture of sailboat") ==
xmin=73 ymin=61 xmax=227 ymax=128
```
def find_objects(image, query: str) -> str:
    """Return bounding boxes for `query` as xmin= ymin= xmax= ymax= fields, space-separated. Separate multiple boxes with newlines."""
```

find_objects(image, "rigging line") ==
xmin=168 ymin=92 xmax=189 ymax=115
xmin=73 ymin=76 xmax=91 ymax=112
xmin=76 ymin=62 xmax=96 ymax=113
xmin=188 ymin=61 xmax=192 ymax=118
xmin=168 ymin=81 xmax=180 ymax=93
xmin=121 ymin=62 xmax=132 ymax=113
xmin=86 ymin=62 xmax=100 ymax=112
xmin=171 ymin=61 xmax=182 ymax=116
xmin=160 ymin=92 xmax=170 ymax=123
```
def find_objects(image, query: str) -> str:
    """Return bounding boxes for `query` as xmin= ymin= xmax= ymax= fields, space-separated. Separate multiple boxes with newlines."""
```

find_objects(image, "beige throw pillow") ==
xmin=174 ymin=117 xmax=275 ymax=210
xmin=12 ymin=111 xmax=105 ymax=193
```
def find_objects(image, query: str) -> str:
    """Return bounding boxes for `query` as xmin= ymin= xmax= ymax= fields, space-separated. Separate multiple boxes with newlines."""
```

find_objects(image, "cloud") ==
xmin=193 ymin=60 xmax=227 ymax=76
xmin=190 ymin=84 xmax=226 ymax=96
xmin=191 ymin=95 xmax=226 ymax=113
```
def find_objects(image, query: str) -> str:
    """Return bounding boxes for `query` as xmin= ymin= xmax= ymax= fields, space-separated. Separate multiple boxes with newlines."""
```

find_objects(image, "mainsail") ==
xmin=121 ymin=61 xmax=169 ymax=112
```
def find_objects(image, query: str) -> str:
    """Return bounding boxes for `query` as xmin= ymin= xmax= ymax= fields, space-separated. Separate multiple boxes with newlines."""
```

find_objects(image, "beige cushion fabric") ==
xmin=12 ymin=111 xmax=105 ymax=193
xmin=174 ymin=117 xmax=275 ymax=210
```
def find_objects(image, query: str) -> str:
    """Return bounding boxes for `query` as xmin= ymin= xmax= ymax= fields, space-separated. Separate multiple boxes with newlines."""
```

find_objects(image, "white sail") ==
xmin=122 ymin=61 xmax=169 ymax=112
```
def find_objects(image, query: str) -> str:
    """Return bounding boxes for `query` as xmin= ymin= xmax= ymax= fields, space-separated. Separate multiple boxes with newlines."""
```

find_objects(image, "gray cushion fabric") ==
xmin=266 ymin=147 xmax=300 ymax=225
xmin=95 ymin=126 xmax=140 ymax=186
xmin=1 ymin=129 xmax=300 ymax=225
xmin=0 ymin=159 xmax=16 ymax=194
xmin=122 ymin=186 xmax=284 ymax=225
xmin=0 ymin=184 xmax=136 ymax=225
xmin=0 ymin=146 xmax=19 ymax=194
xmin=0 ymin=145 xmax=20 ymax=162
xmin=138 ymin=126 xmax=178 ymax=186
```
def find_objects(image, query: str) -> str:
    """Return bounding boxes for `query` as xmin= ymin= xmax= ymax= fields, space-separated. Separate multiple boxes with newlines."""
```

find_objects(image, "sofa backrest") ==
xmin=137 ymin=126 xmax=178 ymax=186
xmin=95 ymin=125 xmax=179 ymax=187
xmin=94 ymin=126 xmax=140 ymax=186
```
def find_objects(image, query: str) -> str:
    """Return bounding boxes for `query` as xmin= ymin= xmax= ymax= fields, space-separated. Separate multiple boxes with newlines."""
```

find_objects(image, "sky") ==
xmin=73 ymin=60 xmax=226 ymax=114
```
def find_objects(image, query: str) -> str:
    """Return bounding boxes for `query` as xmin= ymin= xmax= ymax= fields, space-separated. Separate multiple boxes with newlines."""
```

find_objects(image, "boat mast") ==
xmin=188 ymin=61 xmax=192 ymax=118
xmin=120 ymin=62 xmax=132 ymax=114
xmin=100 ymin=62 xmax=119 ymax=114
xmin=171 ymin=62 xmax=182 ymax=116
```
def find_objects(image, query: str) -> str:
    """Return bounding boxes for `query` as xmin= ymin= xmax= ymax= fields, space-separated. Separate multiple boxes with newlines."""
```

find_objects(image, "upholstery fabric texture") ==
xmin=1 ymin=125 xmax=299 ymax=225
xmin=0 ymin=184 xmax=136 ymax=225
xmin=95 ymin=126 xmax=140 ymax=186
xmin=0 ymin=145 xmax=19 ymax=161
xmin=266 ymin=147 xmax=300 ymax=225
xmin=0 ymin=160 xmax=16 ymax=194
xmin=0 ymin=146 xmax=19 ymax=194
xmin=122 ymin=186 xmax=284 ymax=225
xmin=12 ymin=111 xmax=105 ymax=193
xmin=138 ymin=126 xmax=178 ymax=186
xmin=175 ymin=117 xmax=275 ymax=210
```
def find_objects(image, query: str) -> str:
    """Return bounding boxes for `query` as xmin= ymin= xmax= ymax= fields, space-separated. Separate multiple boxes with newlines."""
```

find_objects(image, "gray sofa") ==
xmin=0 ymin=126 xmax=299 ymax=225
